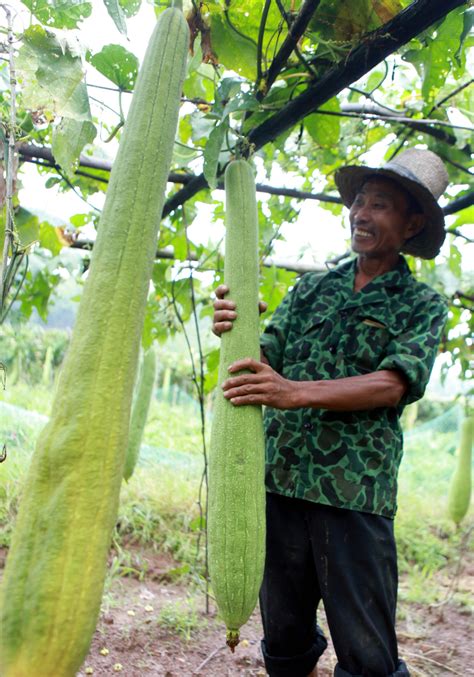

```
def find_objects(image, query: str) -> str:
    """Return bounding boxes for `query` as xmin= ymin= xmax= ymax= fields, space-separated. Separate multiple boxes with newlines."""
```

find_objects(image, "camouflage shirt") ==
xmin=260 ymin=256 xmax=448 ymax=518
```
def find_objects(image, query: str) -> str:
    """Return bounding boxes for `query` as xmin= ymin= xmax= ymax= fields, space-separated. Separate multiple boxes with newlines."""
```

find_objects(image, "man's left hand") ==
xmin=222 ymin=358 xmax=300 ymax=409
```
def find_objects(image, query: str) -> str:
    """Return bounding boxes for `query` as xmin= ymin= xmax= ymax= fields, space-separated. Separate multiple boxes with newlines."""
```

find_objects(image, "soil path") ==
xmin=77 ymin=551 xmax=473 ymax=677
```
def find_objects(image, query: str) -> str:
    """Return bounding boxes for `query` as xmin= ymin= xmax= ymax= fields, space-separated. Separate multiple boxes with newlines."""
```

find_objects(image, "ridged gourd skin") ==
xmin=447 ymin=416 xmax=473 ymax=525
xmin=0 ymin=9 xmax=189 ymax=677
xmin=123 ymin=347 xmax=157 ymax=481
xmin=208 ymin=160 xmax=266 ymax=651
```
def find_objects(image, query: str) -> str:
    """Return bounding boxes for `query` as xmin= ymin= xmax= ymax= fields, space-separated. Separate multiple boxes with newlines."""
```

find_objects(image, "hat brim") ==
xmin=334 ymin=165 xmax=446 ymax=259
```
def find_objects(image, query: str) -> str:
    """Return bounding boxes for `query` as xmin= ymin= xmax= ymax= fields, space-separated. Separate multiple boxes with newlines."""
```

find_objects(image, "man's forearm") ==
xmin=291 ymin=370 xmax=408 ymax=411
xmin=222 ymin=358 xmax=408 ymax=410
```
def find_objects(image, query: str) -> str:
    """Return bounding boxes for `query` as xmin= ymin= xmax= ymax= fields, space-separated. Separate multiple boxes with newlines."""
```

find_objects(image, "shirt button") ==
xmin=329 ymin=345 xmax=337 ymax=354
xmin=303 ymin=421 xmax=313 ymax=431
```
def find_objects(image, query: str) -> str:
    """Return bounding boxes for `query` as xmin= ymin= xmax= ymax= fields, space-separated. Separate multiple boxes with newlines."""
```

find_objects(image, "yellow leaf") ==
xmin=371 ymin=0 xmax=404 ymax=24
xmin=333 ymin=0 xmax=374 ymax=41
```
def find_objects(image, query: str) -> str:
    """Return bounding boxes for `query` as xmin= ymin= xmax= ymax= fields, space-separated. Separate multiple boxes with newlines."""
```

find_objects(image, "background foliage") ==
xmin=0 ymin=0 xmax=472 ymax=394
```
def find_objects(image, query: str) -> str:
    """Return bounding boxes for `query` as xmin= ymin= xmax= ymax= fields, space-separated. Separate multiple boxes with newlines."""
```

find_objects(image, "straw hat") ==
xmin=334 ymin=148 xmax=449 ymax=259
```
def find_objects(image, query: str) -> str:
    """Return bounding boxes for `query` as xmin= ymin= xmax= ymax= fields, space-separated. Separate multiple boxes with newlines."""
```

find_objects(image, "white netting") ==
xmin=0 ymin=399 xmax=467 ymax=491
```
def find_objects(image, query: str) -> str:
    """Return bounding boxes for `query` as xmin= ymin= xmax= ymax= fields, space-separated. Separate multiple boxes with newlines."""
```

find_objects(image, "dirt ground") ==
xmin=75 ymin=548 xmax=473 ymax=677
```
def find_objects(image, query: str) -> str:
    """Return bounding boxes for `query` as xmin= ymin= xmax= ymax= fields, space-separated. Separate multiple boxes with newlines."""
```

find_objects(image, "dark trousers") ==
xmin=259 ymin=492 xmax=410 ymax=677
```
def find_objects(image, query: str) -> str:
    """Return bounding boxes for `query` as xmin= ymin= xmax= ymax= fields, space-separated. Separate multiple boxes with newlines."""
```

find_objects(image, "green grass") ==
xmin=144 ymin=394 xmax=207 ymax=455
xmin=0 ymin=382 xmax=55 ymax=416
xmin=117 ymin=464 xmax=204 ymax=565
xmin=0 ymin=381 xmax=207 ymax=455
xmin=156 ymin=598 xmax=204 ymax=640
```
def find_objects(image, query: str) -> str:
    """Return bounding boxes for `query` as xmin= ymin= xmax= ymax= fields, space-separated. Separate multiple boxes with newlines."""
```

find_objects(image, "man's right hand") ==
xmin=212 ymin=284 xmax=267 ymax=337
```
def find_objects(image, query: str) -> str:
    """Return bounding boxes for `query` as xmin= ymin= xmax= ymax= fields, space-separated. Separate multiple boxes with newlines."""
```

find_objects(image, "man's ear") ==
xmin=405 ymin=213 xmax=425 ymax=239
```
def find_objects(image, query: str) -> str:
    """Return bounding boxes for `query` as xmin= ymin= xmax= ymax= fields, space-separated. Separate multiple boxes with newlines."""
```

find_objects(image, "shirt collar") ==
xmin=332 ymin=255 xmax=413 ymax=290
xmin=329 ymin=256 xmax=414 ymax=324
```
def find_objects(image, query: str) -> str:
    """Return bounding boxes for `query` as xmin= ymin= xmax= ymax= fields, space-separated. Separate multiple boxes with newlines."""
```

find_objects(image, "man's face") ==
xmin=349 ymin=178 xmax=424 ymax=259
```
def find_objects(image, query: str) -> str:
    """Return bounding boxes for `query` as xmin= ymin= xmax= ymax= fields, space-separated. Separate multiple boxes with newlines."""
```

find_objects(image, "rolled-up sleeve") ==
xmin=377 ymin=292 xmax=448 ymax=406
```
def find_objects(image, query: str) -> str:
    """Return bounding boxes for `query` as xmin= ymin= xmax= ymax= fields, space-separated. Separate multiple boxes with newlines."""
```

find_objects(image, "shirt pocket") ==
xmin=283 ymin=314 xmax=327 ymax=364
xmin=343 ymin=314 xmax=404 ymax=374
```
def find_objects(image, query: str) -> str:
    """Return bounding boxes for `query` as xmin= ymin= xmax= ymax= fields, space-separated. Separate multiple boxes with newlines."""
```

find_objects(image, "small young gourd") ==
xmin=447 ymin=416 xmax=473 ymax=526
xmin=208 ymin=159 xmax=266 ymax=651
xmin=123 ymin=346 xmax=157 ymax=481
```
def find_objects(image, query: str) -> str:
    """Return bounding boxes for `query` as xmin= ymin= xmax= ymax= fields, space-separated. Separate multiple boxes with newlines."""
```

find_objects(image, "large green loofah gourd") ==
xmin=0 ymin=7 xmax=189 ymax=677
xmin=123 ymin=347 xmax=157 ymax=482
xmin=208 ymin=159 xmax=266 ymax=651
xmin=447 ymin=416 xmax=473 ymax=526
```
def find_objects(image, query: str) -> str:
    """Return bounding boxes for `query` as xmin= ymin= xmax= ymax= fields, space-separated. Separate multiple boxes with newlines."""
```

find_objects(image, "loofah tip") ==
xmin=226 ymin=629 xmax=240 ymax=652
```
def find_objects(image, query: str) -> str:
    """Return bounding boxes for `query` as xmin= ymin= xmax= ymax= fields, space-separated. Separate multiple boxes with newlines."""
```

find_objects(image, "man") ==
xmin=212 ymin=148 xmax=449 ymax=677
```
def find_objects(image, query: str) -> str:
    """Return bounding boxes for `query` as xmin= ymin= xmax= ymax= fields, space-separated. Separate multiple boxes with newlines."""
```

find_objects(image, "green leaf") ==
xmin=216 ymin=76 xmax=244 ymax=104
xmin=179 ymin=115 xmax=193 ymax=145
xmin=222 ymin=90 xmax=259 ymax=118
xmin=203 ymin=119 xmax=229 ymax=190
xmin=183 ymin=68 xmax=215 ymax=102
xmin=187 ymin=42 xmax=205 ymax=75
xmin=19 ymin=266 xmax=60 ymax=321
xmin=206 ymin=0 xmax=286 ymax=79
xmin=259 ymin=265 xmax=297 ymax=317
xmin=52 ymin=118 xmax=97 ymax=176
xmin=188 ymin=515 xmax=206 ymax=532
xmin=173 ymin=143 xmax=199 ymax=166
xmin=451 ymin=205 xmax=474 ymax=229
xmin=119 ymin=0 xmax=141 ymax=18
xmin=45 ymin=177 xmax=62 ymax=189
xmin=190 ymin=112 xmax=215 ymax=144
xmin=39 ymin=222 xmax=64 ymax=256
xmin=103 ymin=0 xmax=128 ymax=36
xmin=456 ymin=7 xmax=474 ymax=65
xmin=172 ymin=232 xmax=189 ymax=261
xmin=305 ymin=97 xmax=341 ymax=148
xmin=17 ymin=26 xmax=91 ymax=120
xmin=364 ymin=67 xmax=388 ymax=94
xmin=447 ymin=242 xmax=462 ymax=280
xmin=183 ymin=44 xmax=215 ymax=101
xmin=58 ymin=80 xmax=92 ymax=120
xmin=69 ymin=213 xmax=92 ymax=228
xmin=311 ymin=0 xmax=403 ymax=41
xmin=163 ymin=564 xmax=190 ymax=580
xmin=403 ymin=10 xmax=464 ymax=105
xmin=21 ymin=0 xmax=92 ymax=29
xmin=204 ymin=347 xmax=220 ymax=394
xmin=88 ymin=44 xmax=139 ymax=90
xmin=209 ymin=12 xmax=257 ymax=80
xmin=213 ymin=76 xmax=259 ymax=118
xmin=15 ymin=208 xmax=40 ymax=248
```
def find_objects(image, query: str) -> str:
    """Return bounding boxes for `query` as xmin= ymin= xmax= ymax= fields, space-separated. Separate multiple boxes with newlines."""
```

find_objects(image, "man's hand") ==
xmin=222 ymin=358 xmax=300 ymax=409
xmin=222 ymin=364 xmax=409 ymax=411
xmin=212 ymin=285 xmax=267 ymax=337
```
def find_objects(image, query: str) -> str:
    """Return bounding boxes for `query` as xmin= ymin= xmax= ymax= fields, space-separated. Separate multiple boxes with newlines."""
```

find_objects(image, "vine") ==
xmin=0 ymin=3 xmax=21 ymax=324
xmin=169 ymin=205 xmax=211 ymax=612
